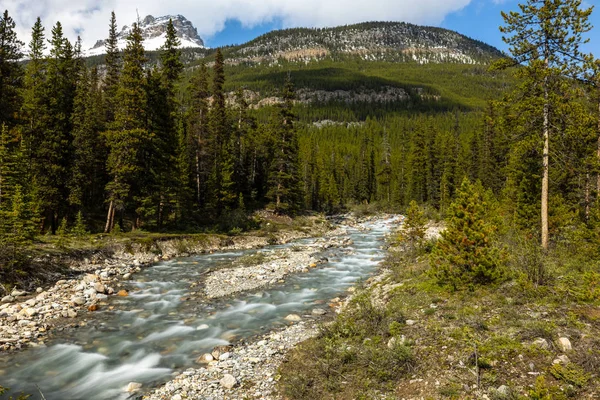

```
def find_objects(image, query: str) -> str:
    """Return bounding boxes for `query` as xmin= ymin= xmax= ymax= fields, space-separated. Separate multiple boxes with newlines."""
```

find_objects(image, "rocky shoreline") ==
xmin=0 ymin=219 xmax=335 ymax=353
xmin=201 ymin=234 xmax=353 ymax=299
xmin=143 ymin=321 xmax=320 ymax=400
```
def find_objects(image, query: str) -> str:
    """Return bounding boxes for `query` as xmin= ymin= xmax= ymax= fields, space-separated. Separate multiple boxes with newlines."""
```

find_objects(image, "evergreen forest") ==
xmin=0 ymin=1 xmax=600 ymax=280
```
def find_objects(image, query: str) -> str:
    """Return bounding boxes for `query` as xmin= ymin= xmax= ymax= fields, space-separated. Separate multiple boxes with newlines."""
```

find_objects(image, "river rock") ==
xmin=557 ymin=337 xmax=572 ymax=352
xmin=406 ymin=319 xmax=417 ymax=326
xmin=88 ymin=304 xmax=99 ymax=312
xmin=94 ymin=283 xmax=105 ymax=293
xmin=285 ymin=314 xmax=302 ymax=322
xmin=312 ymin=308 xmax=326 ymax=315
xmin=83 ymin=274 xmax=97 ymax=283
xmin=125 ymin=382 xmax=142 ymax=392
xmin=72 ymin=297 xmax=86 ymax=306
xmin=117 ymin=290 xmax=128 ymax=297
xmin=24 ymin=308 xmax=37 ymax=317
xmin=533 ymin=338 xmax=549 ymax=349
xmin=553 ymin=354 xmax=570 ymax=365
xmin=496 ymin=385 xmax=510 ymax=397
xmin=25 ymin=299 xmax=36 ymax=307
xmin=122 ymin=273 xmax=131 ymax=280
xmin=219 ymin=352 xmax=231 ymax=361
xmin=196 ymin=353 xmax=214 ymax=364
xmin=36 ymin=287 xmax=43 ymax=293
xmin=95 ymin=294 xmax=108 ymax=301
xmin=220 ymin=374 xmax=237 ymax=389
xmin=1 ymin=296 xmax=14 ymax=303
xmin=11 ymin=289 xmax=27 ymax=297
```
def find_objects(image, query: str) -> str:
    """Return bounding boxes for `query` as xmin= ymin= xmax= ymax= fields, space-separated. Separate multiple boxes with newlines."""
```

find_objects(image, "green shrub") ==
xmin=397 ymin=200 xmax=427 ymax=252
xmin=549 ymin=363 xmax=590 ymax=388
xmin=430 ymin=178 xmax=506 ymax=291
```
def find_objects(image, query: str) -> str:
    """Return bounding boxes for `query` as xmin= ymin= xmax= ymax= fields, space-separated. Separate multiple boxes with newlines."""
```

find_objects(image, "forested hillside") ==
xmin=0 ymin=0 xmax=599 ymax=288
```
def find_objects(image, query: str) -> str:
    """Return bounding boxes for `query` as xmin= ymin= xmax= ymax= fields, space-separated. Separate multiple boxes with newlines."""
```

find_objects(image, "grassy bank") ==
xmin=278 ymin=229 xmax=600 ymax=399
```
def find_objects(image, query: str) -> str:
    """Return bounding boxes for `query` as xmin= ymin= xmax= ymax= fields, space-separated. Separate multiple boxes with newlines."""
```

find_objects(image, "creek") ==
xmin=0 ymin=217 xmax=395 ymax=400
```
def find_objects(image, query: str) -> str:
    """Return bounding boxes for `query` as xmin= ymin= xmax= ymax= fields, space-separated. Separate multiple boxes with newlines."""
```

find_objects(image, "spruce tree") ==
xmin=104 ymin=22 xmax=148 ymax=232
xmin=0 ymin=10 xmax=24 ymax=128
xmin=498 ymin=0 xmax=593 ymax=249
xmin=398 ymin=200 xmax=427 ymax=252
xmin=36 ymin=22 xmax=76 ymax=233
xmin=430 ymin=178 xmax=505 ymax=290
xmin=184 ymin=63 xmax=210 ymax=211
xmin=208 ymin=49 xmax=234 ymax=214
xmin=69 ymin=66 xmax=105 ymax=213
xmin=22 ymin=17 xmax=46 ymax=152
xmin=267 ymin=75 xmax=302 ymax=214
xmin=104 ymin=11 xmax=120 ymax=124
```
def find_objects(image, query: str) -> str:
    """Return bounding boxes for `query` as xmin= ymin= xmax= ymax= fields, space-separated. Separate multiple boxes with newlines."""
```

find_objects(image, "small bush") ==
xmin=549 ymin=363 xmax=590 ymax=388
xmin=430 ymin=178 xmax=506 ymax=291
xmin=397 ymin=200 xmax=427 ymax=252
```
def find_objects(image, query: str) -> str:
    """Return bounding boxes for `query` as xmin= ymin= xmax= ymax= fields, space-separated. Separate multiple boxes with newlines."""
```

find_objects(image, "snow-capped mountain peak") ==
xmin=87 ymin=14 xmax=205 ymax=56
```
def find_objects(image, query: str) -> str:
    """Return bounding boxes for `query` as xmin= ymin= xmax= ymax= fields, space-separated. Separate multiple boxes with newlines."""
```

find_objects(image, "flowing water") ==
xmin=0 ymin=217 xmax=395 ymax=400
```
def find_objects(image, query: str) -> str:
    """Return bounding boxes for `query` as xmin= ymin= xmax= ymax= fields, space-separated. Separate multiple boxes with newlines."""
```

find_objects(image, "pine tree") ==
xmin=398 ymin=200 xmax=427 ymax=252
xmin=104 ymin=11 xmax=120 ymax=124
xmin=160 ymin=19 xmax=183 ymax=96
xmin=430 ymin=178 xmax=505 ymax=290
xmin=184 ymin=63 xmax=210 ymax=211
xmin=267 ymin=75 xmax=302 ymax=214
xmin=0 ymin=10 xmax=24 ymax=129
xmin=36 ymin=22 xmax=76 ymax=233
xmin=69 ymin=66 xmax=105 ymax=212
xmin=208 ymin=48 xmax=234 ymax=214
xmin=498 ymin=0 xmax=593 ymax=249
xmin=104 ymin=22 xmax=148 ymax=232
xmin=150 ymin=18 xmax=184 ymax=227
xmin=378 ymin=129 xmax=393 ymax=204
xmin=22 ymin=17 xmax=46 ymax=156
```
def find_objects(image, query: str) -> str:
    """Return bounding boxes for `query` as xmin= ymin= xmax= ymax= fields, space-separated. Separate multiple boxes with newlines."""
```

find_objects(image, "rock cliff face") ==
xmin=87 ymin=14 xmax=204 ymax=56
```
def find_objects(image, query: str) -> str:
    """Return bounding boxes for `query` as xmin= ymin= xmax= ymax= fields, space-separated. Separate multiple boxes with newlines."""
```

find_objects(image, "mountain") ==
xmin=87 ymin=14 xmax=205 ymax=56
xmin=224 ymin=21 xmax=503 ymax=65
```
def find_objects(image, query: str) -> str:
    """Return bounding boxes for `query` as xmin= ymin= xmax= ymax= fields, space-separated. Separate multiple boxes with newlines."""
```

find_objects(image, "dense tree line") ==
xmin=1 ymin=0 xmax=600 ymax=256
xmin=0 ymin=11 xmax=303 ymax=242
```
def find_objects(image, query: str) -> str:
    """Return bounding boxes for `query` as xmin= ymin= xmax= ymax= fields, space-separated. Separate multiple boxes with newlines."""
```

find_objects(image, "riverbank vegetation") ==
xmin=277 ymin=1 xmax=600 ymax=398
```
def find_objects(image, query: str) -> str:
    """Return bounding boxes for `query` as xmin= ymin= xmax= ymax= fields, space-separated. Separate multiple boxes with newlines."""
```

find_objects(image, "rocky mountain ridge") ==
xmin=87 ymin=14 xmax=205 ymax=56
xmin=225 ymin=21 xmax=504 ymax=65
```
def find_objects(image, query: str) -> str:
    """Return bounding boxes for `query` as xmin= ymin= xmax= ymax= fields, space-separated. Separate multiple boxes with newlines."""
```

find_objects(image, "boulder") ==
xmin=285 ymin=314 xmax=302 ymax=322
xmin=196 ymin=353 xmax=214 ymax=364
xmin=553 ymin=354 xmax=570 ymax=365
xmin=124 ymin=382 xmax=142 ymax=392
xmin=94 ymin=282 xmax=105 ymax=294
xmin=532 ymin=338 xmax=549 ymax=349
xmin=557 ymin=337 xmax=572 ymax=352
xmin=220 ymin=374 xmax=237 ymax=389
xmin=117 ymin=290 xmax=129 ymax=297
xmin=72 ymin=297 xmax=86 ymax=306
xmin=24 ymin=308 xmax=37 ymax=317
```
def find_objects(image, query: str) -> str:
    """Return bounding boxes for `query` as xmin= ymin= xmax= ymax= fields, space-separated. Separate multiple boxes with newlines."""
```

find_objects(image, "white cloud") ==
xmin=4 ymin=0 xmax=474 ymax=51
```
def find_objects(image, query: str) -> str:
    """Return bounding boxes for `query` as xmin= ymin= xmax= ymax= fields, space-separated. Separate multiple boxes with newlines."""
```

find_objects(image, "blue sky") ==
xmin=206 ymin=0 xmax=600 ymax=55
xmin=6 ymin=0 xmax=600 ymax=55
